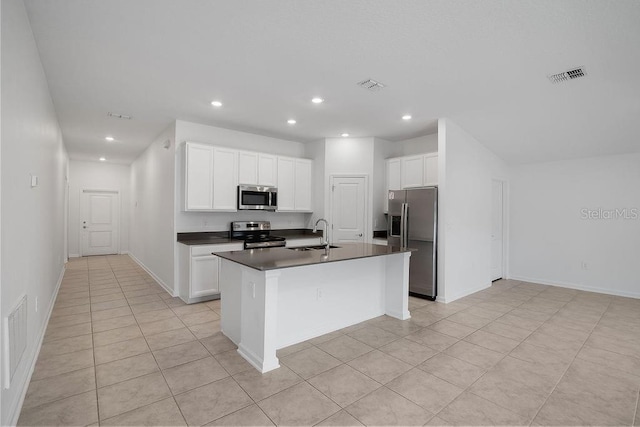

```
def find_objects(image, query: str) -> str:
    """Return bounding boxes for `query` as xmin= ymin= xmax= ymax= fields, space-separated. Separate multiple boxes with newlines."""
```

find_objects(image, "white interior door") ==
xmin=330 ymin=176 xmax=367 ymax=243
xmin=80 ymin=190 xmax=119 ymax=256
xmin=491 ymin=180 xmax=503 ymax=281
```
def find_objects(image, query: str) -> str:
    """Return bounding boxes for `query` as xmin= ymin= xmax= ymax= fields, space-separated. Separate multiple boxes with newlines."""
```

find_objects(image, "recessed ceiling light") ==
xmin=341 ymin=133 xmax=349 ymax=137
xmin=99 ymin=157 xmax=106 ymax=161
xmin=402 ymin=115 xmax=412 ymax=120
xmin=287 ymin=119 xmax=297 ymax=125
xmin=311 ymin=97 xmax=324 ymax=104
xmin=211 ymin=101 xmax=223 ymax=107
xmin=105 ymin=136 xmax=114 ymax=141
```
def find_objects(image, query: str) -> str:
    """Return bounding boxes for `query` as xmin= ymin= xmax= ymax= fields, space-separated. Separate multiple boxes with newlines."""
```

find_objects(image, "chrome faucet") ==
xmin=313 ymin=218 xmax=330 ymax=250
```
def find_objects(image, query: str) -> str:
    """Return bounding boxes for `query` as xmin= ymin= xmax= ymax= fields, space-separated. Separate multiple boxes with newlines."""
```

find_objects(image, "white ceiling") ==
xmin=24 ymin=0 xmax=640 ymax=165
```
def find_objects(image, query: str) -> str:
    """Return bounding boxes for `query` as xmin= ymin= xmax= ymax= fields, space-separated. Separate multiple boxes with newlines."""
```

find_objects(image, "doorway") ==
xmin=491 ymin=180 xmax=504 ymax=281
xmin=80 ymin=190 xmax=120 ymax=256
xmin=329 ymin=175 xmax=368 ymax=244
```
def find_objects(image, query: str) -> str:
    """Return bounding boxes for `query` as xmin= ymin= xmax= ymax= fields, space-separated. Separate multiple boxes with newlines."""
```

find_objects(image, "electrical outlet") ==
xmin=581 ymin=261 xmax=588 ymax=270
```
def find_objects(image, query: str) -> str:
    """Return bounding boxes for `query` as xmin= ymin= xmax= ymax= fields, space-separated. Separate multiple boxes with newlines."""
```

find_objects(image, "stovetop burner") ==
xmin=230 ymin=221 xmax=286 ymax=249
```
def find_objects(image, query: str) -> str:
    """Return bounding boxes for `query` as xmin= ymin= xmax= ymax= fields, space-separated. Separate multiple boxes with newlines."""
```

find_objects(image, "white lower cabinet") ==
xmin=178 ymin=242 xmax=243 ymax=303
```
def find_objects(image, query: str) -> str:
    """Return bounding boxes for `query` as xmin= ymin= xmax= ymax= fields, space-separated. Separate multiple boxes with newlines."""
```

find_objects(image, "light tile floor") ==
xmin=18 ymin=255 xmax=640 ymax=426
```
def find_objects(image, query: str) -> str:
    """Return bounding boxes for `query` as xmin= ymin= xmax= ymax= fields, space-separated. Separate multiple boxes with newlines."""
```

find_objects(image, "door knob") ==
xmin=358 ymin=233 xmax=363 ymax=237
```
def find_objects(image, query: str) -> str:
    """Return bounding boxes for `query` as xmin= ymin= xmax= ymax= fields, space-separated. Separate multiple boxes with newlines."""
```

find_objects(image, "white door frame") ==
xmin=328 ymin=174 xmax=370 ymax=244
xmin=491 ymin=179 xmax=508 ymax=281
xmin=80 ymin=189 xmax=121 ymax=256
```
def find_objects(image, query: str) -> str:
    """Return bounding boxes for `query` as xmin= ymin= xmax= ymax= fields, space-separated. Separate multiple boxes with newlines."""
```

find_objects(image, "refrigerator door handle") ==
xmin=400 ymin=202 xmax=408 ymax=248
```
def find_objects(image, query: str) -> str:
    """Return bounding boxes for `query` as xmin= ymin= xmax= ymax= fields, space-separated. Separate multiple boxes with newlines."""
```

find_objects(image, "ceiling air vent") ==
xmin=107 ymin=112 xmax=133 ymax=120
xmin=357 ymin=78 xmax=386 ymax=92
xmin=548 ymin=67 xmax=586 ymax=84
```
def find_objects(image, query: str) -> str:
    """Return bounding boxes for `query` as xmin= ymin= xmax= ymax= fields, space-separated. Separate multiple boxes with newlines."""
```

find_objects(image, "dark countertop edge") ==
xmin=177 ymin=229 xmax=322 ymax=245
xmin=215 ymin=243 xmax=412 ymax=272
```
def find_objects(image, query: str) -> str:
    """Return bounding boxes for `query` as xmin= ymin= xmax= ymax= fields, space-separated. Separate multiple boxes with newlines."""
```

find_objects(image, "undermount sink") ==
xmin=287 ymin=245 xmax=340 ymax=251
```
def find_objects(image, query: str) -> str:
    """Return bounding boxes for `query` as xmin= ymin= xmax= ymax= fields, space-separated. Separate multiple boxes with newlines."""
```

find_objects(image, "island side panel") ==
xmin=275 ymin=256 xmax=387 ymax=348
xmin=384 ymin=251 xmax=412 ymax=320
xmin=219 ymin=260 xmax=280 ymax=373
xmin=219 ymin=259 xmax=242 ymax=344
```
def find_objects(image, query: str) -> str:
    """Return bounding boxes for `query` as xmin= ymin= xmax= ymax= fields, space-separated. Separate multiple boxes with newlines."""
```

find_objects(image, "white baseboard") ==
xmin=436 ymin=282 xmax=492 ymax=304
xmin=68 ymin=253 xmax=80 ymax=258
xmin=127 ymin=252 xmax=176 ymax=297
xmin=8 ymin=265 xmax=65 ymax=427
xmin=509 ymin=275 xmax=640 ymax=300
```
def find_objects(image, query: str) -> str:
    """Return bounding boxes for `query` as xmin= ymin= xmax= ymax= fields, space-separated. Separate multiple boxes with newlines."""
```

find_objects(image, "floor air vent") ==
xmin=548 ymin=67 xmax=586 ymax=84
xmin=3 ymin=295 xmax=28 ymax=389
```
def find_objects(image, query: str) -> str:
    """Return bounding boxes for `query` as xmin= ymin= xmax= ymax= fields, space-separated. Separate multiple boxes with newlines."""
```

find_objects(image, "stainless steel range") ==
xmin=230 ymin=221 xmax=286 ymax=249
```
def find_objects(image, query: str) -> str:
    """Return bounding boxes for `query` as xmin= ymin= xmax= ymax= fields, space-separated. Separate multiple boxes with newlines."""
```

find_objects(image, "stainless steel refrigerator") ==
xmin=388 ymin=187 xmax=437 ymax=300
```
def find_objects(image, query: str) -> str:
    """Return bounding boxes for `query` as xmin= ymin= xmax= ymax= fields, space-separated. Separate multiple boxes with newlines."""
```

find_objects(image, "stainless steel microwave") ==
xmin=237 ymin=185 xmax=278 ymax=211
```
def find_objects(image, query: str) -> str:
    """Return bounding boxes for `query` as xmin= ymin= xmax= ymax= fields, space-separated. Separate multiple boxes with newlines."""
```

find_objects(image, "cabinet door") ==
xmin=277 ymin=157 xmax=295 ymax=211
xmin=401 ymin=155 xmax=424 ymax=188
xmin=212 ymin=147 xmax=238 ymax=211
xmin=424 ymin=154 xmax=438 ymax=186
xmin=294 ymin=159 xmax=312 ymax=211
xmin=185 ymin=143 xmax=214 ymax=210
xmin=385 ymin=158 xmax=401 ymax=212
xmin=258 ymin=154 xmax=277 ymax=186
xmin=190 ymin=255 xmax=219 ymax=297
xmin=238 ymin=151 xmax=258 ymax=185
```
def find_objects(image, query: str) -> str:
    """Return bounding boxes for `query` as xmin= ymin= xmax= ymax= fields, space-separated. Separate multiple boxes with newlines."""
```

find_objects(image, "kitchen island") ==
xmin=215 ymin=243 xmax=412 ymax=373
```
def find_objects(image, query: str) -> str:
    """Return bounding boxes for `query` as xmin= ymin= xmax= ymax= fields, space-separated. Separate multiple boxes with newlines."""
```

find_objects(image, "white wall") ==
xmin=1 ymin=0 xmax=68 ymax=423
xmin=68 ymin=161 xmax=130 ymax=257
xmin=305 ymin=139 xmax=326 ymax=229
xmin=174 ymin=120 xmax=310 ymax=232
xmin=438 ymin=119 xmax=509 ymax=302
xmin=509 ymin=153 xmax=640 ymax=298
xmin=391 ymin=133 xmax=438 ymax=157
xmin=129 ymin=124 xmax=176 ymax=292
xmin=373 ymin=138 xmax=393 ymax=231
xmin=324 ymin=137 xmax=375 ymax=241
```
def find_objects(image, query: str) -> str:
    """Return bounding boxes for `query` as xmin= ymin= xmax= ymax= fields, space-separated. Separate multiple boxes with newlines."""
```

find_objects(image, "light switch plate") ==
xmin=30 ymin=175 xmax=39 ymax=188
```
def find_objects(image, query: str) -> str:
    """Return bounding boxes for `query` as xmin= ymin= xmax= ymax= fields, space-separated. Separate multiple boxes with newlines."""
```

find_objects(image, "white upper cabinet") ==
xmin=185 ymin=142 xmax=215 ymax=211
xmin=212 ymin=147 xmax=238 ymax=211
xmin=385 ymin=158 xmax=402 ymax=212
xmin=423 ymin=153 xmax=438 ymax=186
xmin=401 ymin=155 xmax=425 ymax=188
xmin=238 ymin=151 xmax=277 ymax=186
xmin=258 ymin=154 xmax=277 ymax=186
xmin=384 ymin=152 xmax=438 ymax=212
xmin=276 ymin=157 xmax=295 ymax=211
xmin=277 ymin=156 xmax=313 ymax=212
xmin=184 ymin=142 xmax=310 ymax=213
xmin=238 ymin=151 xmax=258 ymax=185
xmin=294 ymin=158 xmax=312 ymax=211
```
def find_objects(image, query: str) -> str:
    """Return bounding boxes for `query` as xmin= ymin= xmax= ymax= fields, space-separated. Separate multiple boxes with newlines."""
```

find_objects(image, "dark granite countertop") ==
xmin=177 ymin=229 xmax=322 ymax=246
xmin=215 ymin=243 xmax=411 ymax=271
